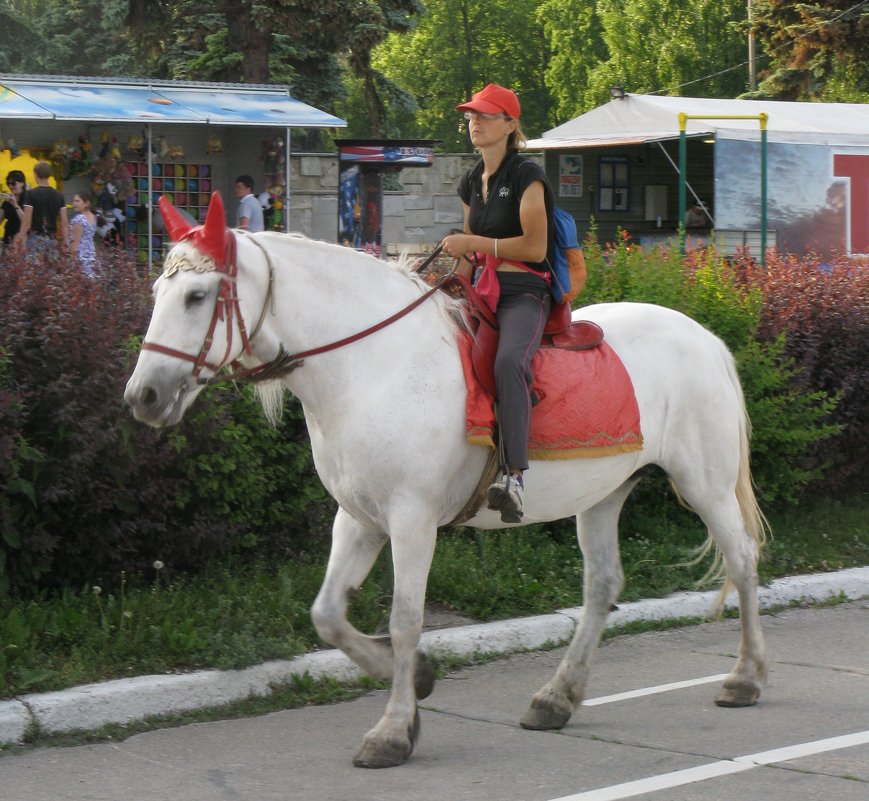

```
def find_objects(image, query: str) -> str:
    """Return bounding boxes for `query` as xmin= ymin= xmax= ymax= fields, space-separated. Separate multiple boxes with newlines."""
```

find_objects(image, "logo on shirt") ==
xmin=498 ymin=187 xmax=510 ymax=197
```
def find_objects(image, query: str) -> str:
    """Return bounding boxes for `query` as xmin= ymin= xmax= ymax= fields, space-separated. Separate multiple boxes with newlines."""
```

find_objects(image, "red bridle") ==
xmin=141 ymin=231 xmax=256 ymax=378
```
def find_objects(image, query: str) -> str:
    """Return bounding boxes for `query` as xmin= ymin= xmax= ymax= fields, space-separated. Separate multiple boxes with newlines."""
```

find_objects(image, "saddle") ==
xmin=442 ymin=274 xmax=603 ymax=398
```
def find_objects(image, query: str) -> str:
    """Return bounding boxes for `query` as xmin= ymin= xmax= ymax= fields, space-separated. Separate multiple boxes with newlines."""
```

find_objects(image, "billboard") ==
xmin=715 ymin=138 xmax=869 ymax=259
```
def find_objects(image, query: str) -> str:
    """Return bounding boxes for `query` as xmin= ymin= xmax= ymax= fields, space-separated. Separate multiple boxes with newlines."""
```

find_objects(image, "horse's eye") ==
xmin=185 ymin=289 xmax=208 ymax=308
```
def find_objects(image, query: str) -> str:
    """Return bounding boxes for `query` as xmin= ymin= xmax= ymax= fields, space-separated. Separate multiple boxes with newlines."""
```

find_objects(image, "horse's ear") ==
xmin=196 ymin=191 xmax=227 ymax=266
xmin=158 ymin=195 xmax=193 ymax=242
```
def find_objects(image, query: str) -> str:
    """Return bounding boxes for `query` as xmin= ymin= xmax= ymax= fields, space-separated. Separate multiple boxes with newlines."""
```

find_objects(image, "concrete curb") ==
xmin=2 ymin=567 xmax=866 ymax=745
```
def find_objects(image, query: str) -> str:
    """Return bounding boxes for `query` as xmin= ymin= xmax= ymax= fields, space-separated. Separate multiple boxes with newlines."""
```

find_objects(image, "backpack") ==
xmin=549 ymin=207 xmax=587 ymax=306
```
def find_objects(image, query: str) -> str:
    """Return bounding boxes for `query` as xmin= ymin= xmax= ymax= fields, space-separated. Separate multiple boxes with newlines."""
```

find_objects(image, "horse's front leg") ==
xmin=352 ymin=512 xmax=438 ymax=769
xmin=311 ymin=508 xmax=397 ymax=681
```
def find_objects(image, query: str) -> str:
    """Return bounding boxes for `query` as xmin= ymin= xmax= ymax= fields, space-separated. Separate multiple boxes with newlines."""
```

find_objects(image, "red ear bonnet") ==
xmin=159 ymin=192 xmax=228 ymax=268
xmin=158 ymin=195 xmax=193 ymax=241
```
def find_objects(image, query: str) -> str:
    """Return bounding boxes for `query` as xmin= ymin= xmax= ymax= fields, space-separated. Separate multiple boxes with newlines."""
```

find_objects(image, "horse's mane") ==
xmin=391 ymin=252 xmax=471 ymax=335
xmin=255 ymin=241 xmax=471 ymax=426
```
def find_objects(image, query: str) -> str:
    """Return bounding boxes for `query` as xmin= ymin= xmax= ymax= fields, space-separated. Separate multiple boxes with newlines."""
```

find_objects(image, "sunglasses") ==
xmin=463 ymin=111 xmax=510 ymax=122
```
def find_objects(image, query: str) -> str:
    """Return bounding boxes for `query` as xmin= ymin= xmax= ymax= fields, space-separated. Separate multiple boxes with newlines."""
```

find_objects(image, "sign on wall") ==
xmin=558 ymin=154 xmax=583 ymax=197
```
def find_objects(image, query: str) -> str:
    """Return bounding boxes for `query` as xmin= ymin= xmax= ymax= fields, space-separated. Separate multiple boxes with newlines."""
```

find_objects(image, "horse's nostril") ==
xmin=141 ymin=387 xmax=158 ymax=408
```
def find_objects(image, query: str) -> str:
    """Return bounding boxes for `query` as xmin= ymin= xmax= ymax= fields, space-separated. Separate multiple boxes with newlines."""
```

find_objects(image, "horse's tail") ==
xmin=730 ymin=349 xmax=769 ymax=561
xmin=709 ymin=348 xmax=769 ymax=613
xmin=678 ymin=346 xmax=768 ymax=614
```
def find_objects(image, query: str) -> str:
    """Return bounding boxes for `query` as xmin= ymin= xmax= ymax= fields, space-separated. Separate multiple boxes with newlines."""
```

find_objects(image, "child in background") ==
xmin=69 ymin=190 xmax=98 ymax=276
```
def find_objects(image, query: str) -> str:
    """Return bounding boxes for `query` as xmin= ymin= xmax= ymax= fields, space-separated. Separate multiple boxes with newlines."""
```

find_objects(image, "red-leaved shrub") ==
xmin=0 ymin=250 xmax=330 ymax=595
xmin=734 ymin=252 xmax=869 ymax=492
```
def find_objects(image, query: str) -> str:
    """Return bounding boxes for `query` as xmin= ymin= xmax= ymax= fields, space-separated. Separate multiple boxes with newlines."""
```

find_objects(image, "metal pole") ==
xmin=285 ymin=127 xmax=291 ymax=232
xmin=760 ymin=112 xmax=768 ymax=265
xmin=678 ymin=113 xmax=687 ymax=256
xmin=748 ymin=0 xmax=757 ymax=91
xmin=147 ymin=123 xmax=153 ymax=268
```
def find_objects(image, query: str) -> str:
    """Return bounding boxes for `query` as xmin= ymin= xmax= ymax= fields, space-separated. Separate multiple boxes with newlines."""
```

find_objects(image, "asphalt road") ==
xmin=1 ymin=599 xmax=866 ymax=801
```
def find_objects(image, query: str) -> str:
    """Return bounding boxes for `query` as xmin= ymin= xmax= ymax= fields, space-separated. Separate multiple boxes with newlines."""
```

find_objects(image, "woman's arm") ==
xmin=13 ymin=204 xmax=32 ymax=250
xmin=70 ymin=219 xmax=83 ymax=257
xmin=453 ymin=204 xmax=475 ymax=280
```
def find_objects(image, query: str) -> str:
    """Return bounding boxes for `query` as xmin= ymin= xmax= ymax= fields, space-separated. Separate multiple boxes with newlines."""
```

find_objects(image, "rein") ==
xmin=141 ymin=237 xmax=452 ymax=385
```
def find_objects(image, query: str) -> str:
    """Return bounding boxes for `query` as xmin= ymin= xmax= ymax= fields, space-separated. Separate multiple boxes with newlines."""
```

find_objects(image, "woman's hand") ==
xmin=441 ymin=232 xmax=475 ymax=261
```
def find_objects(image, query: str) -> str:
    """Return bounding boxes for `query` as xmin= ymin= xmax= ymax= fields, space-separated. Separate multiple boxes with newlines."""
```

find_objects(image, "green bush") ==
xmin=578 ymin=232 xmax=841 ymax=504
xmin=0 ymin=251 xmax=333 ymax=596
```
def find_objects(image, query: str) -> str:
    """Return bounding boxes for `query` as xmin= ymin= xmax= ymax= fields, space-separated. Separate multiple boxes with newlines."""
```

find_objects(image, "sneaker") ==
xmin=486 ymin=473 xmax=524 ymax=523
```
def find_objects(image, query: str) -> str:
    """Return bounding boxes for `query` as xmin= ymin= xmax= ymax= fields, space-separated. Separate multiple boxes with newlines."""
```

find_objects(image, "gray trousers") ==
xmin=493 ymin=272 xmax=551 ymax=473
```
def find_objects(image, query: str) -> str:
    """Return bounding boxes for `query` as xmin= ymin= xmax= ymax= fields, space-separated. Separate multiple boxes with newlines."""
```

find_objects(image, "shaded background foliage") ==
xmin=735 ymin=253 xmax=869 ymax=490
xmin=0 ymin=253 xmax=333 ymax=596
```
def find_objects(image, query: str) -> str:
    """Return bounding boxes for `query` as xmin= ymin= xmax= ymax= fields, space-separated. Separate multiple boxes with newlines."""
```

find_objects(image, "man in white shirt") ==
xmin=234 ymin=175 xmax=264 ymax=232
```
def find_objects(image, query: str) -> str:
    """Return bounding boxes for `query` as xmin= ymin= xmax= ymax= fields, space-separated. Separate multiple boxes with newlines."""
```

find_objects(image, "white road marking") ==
xmin=582 ymin=674 xmax=729 ymax=706
xmin=547 ymin=730 xmax=869 ymax=801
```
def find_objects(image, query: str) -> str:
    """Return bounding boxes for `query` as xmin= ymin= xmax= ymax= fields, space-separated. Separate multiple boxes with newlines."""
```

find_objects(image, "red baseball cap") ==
xmin=456 ymin=83 xmax=521 ymax=119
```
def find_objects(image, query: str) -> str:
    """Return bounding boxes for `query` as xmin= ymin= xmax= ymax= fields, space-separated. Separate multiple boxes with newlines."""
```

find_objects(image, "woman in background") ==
xmin=1 ymin=169 xmax=26 ymax=258
xmin=69 ymin=190 xmax=98 ymax=276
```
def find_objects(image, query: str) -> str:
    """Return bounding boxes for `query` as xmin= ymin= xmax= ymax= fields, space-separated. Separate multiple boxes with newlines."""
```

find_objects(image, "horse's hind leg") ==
xmin=311 ymin=508 xmax=434 ymax=699
xmin=669 ymin=478 xmax=767 ymax=707
xmin=698 ymin=497 xmax=766 ymax=707
xmin=521 ymin=481 xmax=634 ymax=730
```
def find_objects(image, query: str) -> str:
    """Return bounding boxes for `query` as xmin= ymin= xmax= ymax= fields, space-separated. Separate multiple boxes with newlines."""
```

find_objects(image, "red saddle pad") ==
xmin=458 ymin=332 xmax=643 ymax=460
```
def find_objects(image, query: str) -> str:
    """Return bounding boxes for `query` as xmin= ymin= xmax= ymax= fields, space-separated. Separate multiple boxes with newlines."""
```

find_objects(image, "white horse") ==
xmin=125 ymin=194 xmax=767 ymax=769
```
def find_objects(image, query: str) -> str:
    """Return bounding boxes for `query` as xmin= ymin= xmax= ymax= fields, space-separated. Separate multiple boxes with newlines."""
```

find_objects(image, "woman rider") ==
xmin=442 ymin=84 xmax=555 ymax=523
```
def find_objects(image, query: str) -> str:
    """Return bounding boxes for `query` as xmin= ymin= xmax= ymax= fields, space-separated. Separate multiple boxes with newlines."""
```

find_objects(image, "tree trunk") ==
xmin=225 ymin=1 xmax=271 ymax=83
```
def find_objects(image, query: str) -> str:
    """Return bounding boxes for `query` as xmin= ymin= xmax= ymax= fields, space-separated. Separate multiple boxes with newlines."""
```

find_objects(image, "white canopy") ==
xmin=527 ymin=94 xmax=869 ymax=148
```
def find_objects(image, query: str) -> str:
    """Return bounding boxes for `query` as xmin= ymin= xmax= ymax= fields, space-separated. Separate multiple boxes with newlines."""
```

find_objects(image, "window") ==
xmin=598 ymin=155 xmax=629 ymax=211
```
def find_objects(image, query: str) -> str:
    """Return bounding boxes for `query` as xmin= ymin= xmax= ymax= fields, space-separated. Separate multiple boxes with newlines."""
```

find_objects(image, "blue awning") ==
xmin=157 ymin=89 xmax=344 ymax=127
xmin=0 ymin=83 xmax=53 ymax=118
xmin=0 ymin=76 xmax=345 ymax=128
xmin=1 ymin=81 xmax=205 ymax=123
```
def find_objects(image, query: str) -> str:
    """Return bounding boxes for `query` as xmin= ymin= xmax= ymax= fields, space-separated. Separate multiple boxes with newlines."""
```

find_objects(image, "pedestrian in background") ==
xmin=234 ymin=175 xmax=264 ymax=232
xmin=0 ymin=169 xmax=26 ymax=258
xmin=69 ymin=190 xmax=98 ymax=276
xmin=15 ymin=161 xmax=69 ymax=255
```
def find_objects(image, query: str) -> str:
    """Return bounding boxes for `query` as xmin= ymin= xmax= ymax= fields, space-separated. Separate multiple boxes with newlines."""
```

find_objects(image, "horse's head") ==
xmin=125 ymin=191 xmax=250 ymax=427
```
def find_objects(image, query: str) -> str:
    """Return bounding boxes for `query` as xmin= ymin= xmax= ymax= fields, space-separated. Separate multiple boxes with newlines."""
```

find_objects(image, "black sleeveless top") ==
xmin=457 ymin=151 xmax=555 ymax=273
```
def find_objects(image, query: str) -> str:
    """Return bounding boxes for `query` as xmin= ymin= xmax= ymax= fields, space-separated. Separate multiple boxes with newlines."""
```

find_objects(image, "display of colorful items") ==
xmin=262 ymin=137 xmax=286 ymax=231
xmin=126 ymin=161 xmax=214 ymax=262
xmin=50 ymin=134 xmax=92 ymax=178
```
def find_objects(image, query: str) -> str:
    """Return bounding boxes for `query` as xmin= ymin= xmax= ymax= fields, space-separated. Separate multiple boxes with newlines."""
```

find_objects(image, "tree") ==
xmin=536 ymin=0 xmax=607 ymax=124
xmin=373 ymin=0 xmax=551 ymax=151
xmin=0 ymin=1 xmax=423 ymax=138
xmin=0 ymin=0 xmax=138 ymax=75
xmin=751 ymin=0 xmax=869 ymax=100
xmin=582 ymin=0 xmax=749 ymax=109
xmin=125 ymin=0 xmax=424 ymax=137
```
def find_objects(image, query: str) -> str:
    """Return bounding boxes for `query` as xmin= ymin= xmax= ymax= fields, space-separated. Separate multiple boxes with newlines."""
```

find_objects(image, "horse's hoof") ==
xmin=415 ymin=651 xmax=436 ymax=700
xmin=715 ymin=679 xmax=760 ymax=708
xmin=352 ymin=710 xmax=420 ymax=769
xmin=520 ymin=696 xmax=572 ymax=730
